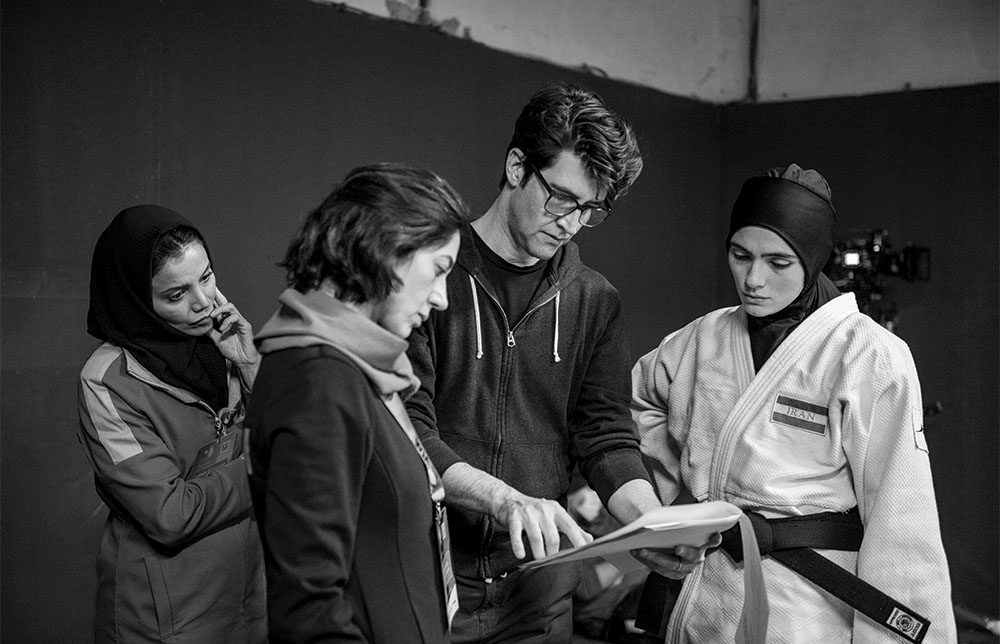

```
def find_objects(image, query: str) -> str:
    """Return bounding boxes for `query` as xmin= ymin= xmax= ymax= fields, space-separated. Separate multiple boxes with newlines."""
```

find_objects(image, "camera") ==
xmin=824 ymin=228 xmax=930 ymax=333
xmin=825 ymin=228 xmax=930 ymax=292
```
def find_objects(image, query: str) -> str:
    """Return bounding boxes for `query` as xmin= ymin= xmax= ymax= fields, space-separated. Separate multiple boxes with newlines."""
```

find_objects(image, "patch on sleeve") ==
xmin=771 ymin=394 xmax=828 ymax=436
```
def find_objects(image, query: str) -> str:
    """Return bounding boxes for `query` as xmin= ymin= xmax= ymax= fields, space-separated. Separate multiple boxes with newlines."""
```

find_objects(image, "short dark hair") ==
xmin=282 ymin=162 xmax=468 ymax=302
xmin=502 ymin=81 xmax=643 ymax=202
xmin=151 ymin=226 xmax=209 ymax=278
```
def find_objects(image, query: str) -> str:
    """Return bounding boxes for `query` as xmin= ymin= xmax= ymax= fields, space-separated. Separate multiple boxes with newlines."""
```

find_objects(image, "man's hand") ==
xmin=629 ymin=532 xmax=723 ymax=579
xmin=496 ymin=491 xmax=594 ymax=560
xmin=438 ymin=463 xmax=593 ymax=561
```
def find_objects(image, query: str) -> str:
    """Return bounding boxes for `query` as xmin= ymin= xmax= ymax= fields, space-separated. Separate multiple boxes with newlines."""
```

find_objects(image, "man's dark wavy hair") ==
xmin=502 ymin=81 xmax=643 ymax=203
xmin=282 ymin=162 xmax=468 ymax=303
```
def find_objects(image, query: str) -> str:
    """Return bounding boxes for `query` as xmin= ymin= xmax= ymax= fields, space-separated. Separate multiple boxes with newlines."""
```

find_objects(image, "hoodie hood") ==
xmin=256 ymin=288 xmax=419 ymax=398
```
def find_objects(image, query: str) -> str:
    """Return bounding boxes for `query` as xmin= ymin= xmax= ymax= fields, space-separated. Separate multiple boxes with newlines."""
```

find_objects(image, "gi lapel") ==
xmin=708 ymin=294 xmax=857 ymax=499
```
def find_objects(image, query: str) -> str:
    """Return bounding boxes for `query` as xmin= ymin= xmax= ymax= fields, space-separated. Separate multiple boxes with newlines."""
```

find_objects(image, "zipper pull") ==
xmin=214 ymin=416 xmax=223 ymax=437
xmin=506 ymin=331 xmax=515 ymax=348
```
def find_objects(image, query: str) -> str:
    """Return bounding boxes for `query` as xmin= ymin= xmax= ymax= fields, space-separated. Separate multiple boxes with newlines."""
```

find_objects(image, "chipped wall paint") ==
xmin=317 ymin=0 xmax=750 ymax=102
xmin=313 ymin=0 xmax=997 ymax=103
xmin=756 ymin=0 xmax=999 ymax=101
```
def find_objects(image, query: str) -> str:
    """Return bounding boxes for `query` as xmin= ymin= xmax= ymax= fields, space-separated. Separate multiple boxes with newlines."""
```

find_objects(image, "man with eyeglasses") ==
xmin=406 ymin=82 xmax=713 ymax=642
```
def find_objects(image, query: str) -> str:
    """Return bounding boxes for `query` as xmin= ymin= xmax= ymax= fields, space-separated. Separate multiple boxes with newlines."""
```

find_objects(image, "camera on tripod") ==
xmin=823 ymin=229 xmax=931 ymax=334
xmin=825 ymin=228 xmax=930 ymax=291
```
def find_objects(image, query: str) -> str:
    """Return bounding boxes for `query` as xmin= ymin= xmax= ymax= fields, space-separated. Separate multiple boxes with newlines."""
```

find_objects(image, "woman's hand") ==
xmin=630 ymin=532 xmax=723 ymax=579
xmin=209 ymin=288 xmax=260 ymax=386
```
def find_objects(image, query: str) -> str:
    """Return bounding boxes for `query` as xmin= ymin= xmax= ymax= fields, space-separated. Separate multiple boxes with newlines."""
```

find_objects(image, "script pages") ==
xmin=520 ymin=500 xmax=742 ymax=574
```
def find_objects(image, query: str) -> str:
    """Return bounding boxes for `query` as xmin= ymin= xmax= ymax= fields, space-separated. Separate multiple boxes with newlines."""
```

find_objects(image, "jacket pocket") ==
xmin=504 ymin=442 xmax=566 ymax=500
xmin=142 ymin=528 xmax=248 ymax=639
xmin=144 ymin=557 xmax=174 ymax=639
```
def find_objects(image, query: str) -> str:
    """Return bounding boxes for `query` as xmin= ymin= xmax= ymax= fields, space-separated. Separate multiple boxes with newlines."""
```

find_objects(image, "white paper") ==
xmin=520 ymin=500 xmax=742 ymax=571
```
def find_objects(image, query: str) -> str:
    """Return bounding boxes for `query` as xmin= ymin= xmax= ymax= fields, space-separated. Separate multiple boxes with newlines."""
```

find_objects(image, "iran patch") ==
xmin=771 ymin=394 xmax=828 ymax=435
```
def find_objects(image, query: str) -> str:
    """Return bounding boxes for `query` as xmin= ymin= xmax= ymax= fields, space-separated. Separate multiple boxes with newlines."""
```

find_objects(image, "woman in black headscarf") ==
xmin=631 ymin=165 xmax=956 ymax=642
xmin=77 ymin=205 xmax=266 ymax=643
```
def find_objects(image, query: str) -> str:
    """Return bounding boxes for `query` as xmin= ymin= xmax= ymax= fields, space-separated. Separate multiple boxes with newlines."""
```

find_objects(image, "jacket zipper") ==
xmin=509 ymin=290 xmax=559 ymax=340
xmin=469 ymin=272 xmax=562 ymax=446
xmin=128 ymin=370 xmax=224 ymax=434
xmin=469 ymin=272 xmax=561 ymax=574
xmin=470 ymin=275 xmax=513 ymax=470
xmin=471 ymin=273 xmax=561 ymax=346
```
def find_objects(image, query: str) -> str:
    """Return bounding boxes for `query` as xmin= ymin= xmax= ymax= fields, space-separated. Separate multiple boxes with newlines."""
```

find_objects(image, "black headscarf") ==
xmin=726 ymin=165 xmax=843 ymax=372
xmin=87 ymin=205 xmax=229 ymax=410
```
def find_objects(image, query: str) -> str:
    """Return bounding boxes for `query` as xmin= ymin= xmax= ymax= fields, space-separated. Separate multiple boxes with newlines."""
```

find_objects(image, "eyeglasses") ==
xmin=528 ymin=164 xmax=612 ymax=228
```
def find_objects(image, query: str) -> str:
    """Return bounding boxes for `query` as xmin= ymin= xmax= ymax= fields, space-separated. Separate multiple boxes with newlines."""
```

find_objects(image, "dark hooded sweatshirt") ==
xmin=406 ymin=222 xmax=650 ymax=579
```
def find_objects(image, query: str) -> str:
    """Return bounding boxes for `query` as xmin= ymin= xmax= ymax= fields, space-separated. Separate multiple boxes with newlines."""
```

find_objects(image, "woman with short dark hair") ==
xmin=78 ymin=205 xmax=266 ymax=642
xmin=247 ymin=162 xmax=467 ymax=643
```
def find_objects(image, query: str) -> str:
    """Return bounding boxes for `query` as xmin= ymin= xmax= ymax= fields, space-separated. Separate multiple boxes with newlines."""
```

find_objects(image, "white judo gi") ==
xmin=632 ymin=292 xmax=956 ymax=643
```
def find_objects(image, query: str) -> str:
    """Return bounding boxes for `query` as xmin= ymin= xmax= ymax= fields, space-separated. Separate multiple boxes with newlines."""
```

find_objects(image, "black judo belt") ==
xmin=636 ymin=507 xmax=931 ymax=643
xmin=724 ymin=507 xmax=930 ymax=643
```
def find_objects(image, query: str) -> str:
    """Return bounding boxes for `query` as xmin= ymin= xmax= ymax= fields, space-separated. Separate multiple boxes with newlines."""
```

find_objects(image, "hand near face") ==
xmin=629 ymin=532 xmax=723 ymax=579
xmin=209 ymin=288 xmax=259 ymax=367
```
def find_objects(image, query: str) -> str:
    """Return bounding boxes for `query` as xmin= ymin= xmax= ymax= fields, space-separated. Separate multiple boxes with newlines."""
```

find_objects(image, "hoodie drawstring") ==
xmin=552 ymin=291 xmax=561 ymax=363
xmin=469 ymin=273 xmax=561 ymax=363
xmin=469 ymin=275 xmax=483 ymax=359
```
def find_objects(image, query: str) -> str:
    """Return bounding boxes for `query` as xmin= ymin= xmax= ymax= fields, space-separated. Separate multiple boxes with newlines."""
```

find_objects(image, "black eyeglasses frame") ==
xmin=526 ymin=163 xmax=612 ymax=228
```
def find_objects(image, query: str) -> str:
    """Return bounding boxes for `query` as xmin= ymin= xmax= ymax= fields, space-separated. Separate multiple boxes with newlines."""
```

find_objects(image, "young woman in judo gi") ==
xmin=631 ymin=164 xmax=956 ymax=643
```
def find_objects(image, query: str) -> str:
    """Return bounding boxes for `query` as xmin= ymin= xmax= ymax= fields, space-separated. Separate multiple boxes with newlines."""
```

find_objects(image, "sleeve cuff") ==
xmin=414 ymin=425 xmax=466 ymax=476
xmin=585 ymin=447 xmax=650 ymax=506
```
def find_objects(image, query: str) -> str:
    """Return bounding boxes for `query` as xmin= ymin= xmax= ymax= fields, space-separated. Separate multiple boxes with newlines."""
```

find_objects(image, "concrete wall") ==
xmin=757 ymin=0 xmax=1000 ymax=101
xmin=333 ymin=0 xmax=999 ymax=103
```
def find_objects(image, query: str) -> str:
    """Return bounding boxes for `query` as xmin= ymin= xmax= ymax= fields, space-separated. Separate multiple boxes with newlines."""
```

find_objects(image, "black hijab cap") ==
xmin=727 ymin=171 xmax=836 ymax=287
xmin=727 ymin=165 xmax=842 ymax=372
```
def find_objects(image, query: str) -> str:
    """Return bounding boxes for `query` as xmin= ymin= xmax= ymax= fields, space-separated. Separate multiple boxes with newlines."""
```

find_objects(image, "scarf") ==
xmin=255 ymin=288 xmax=419 ymax=399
